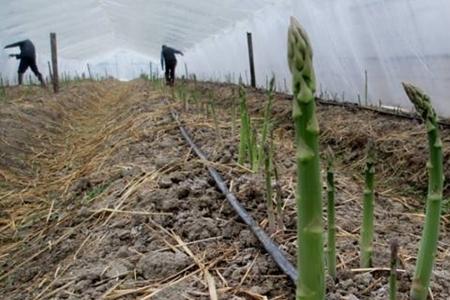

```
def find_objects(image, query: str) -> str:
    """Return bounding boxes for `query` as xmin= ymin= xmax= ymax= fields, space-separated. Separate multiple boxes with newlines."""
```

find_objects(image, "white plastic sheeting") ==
xmin=1 ymin=0 xmax=449 ymax=116
xmin=1 ymin=0 xmax=279 ymax=80
xmin=185 ymin=0 xmax=450 ymax=116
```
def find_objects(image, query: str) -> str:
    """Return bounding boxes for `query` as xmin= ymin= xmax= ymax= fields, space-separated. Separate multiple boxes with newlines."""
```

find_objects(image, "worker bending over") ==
xmin=4 ymin=39 xmax=46 ymax=87
xmin=160 ymin=45 xmax=183 ymax=86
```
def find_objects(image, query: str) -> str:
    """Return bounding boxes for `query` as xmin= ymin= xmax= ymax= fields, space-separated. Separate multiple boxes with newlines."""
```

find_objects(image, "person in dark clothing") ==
xmin=160 ymin=45 xmax=183 ymax=86
xmin=4 ymin=39 xmax=46 ymax=87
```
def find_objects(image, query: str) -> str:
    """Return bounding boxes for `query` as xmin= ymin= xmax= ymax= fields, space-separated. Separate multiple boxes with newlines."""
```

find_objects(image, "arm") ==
xmin=167 ymin=46 xmax=183 ymax=56
xmin=4 ymin=40 xmax=26 ymax=49
xmin=9 ymin=54 xmax=21 ymax=59
xmin=174 ymin=49 xmax=184 ymax=56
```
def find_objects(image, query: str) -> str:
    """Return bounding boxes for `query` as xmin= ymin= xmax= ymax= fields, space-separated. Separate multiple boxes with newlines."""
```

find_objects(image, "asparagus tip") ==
xmin=402 ymin=82 xmax=436 ymax=122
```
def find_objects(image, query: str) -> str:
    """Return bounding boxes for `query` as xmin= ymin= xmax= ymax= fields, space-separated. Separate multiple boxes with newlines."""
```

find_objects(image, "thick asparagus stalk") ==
xmin=360 ymin=141 xmax=375 ymax=268
xmin=288 ymin=16 xmax=325 ymax=300
xmin=402 ymin=83 xmax=444 ymax=300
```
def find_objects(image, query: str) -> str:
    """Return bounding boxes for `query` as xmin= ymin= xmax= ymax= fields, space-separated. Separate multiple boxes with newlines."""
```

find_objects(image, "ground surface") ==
xmin=0 ymin=80 xmax=449 ymax=299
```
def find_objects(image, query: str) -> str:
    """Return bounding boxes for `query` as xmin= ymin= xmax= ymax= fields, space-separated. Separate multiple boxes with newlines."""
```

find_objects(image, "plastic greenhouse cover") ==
xmin=1 ymin=0 xmax=449 ymax=117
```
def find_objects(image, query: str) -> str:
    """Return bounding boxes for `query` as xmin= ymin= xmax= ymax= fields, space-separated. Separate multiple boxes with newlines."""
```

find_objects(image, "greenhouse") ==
xmin=0 ymin=1 xmax=449 ymax=299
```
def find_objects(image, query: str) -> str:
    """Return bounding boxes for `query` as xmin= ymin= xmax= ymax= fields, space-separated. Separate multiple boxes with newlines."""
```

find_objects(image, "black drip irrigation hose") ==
xmin=165 ymin=99 xmax=298 ymax=284
xmin=307 ymin=96 xmax=450 ymax=128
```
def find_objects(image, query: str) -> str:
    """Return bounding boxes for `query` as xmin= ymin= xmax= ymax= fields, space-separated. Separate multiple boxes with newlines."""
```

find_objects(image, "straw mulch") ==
xmin=180 ymin=80 xmax=450 ymax=299
xmin=1 ymin=80 xmax=291 ymax=300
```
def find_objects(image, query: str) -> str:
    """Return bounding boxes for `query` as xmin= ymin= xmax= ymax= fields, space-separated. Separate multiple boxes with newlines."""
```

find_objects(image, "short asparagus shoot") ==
xmin=238 ymin=86 xmax=256 ymax=169
xmin=259 ymin=76 xmax=276 ymax=168
xmin=360 ymin=140 xmax=376 ymax=268
xmin=403 ymin=83 xmax=444 ymax=300
xmin=271 ymin=131 xmax=285 ymax=231
xmin=231 ymin=88 xmax=237 ymax=137
xmin=209 ymin=97 xmax=220 ymax=140
xmin=389 ymin=239 xmax=399 ymax=300
xmin=274 ymin=174 xmax=284 ymax=231
xmin=238 ymin=87 xmax=250 ymax=165
xmin=288 ymin=16 xmax=325 ymax=300
xmin=263 ymin=144 xmax=276 ymax=233
xmin=239 ymin=86 xmax=253 ymax=165
xmin=326 ymin=152 xmax=336 ymax=280
xmin=251 ymin=127 xmax=258 ymax=170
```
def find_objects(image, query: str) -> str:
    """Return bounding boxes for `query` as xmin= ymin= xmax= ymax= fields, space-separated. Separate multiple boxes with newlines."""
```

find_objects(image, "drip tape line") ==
xmin=278 ymin=94 xmax=450 ymax=127
xmin=315 ymin=98 xmax=450 ymax=128
xmin=164 ymin=98 xmax=298 ymax=284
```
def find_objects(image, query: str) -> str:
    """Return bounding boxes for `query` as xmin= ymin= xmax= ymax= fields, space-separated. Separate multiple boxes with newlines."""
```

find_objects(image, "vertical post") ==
xmin=47 ymin=61 xmax=53 ymax=83
xmin=50 ymin=33 xmax=59 ymax=93
xmin=149 ymin=62 xmax=153 ymax=79
xmin=87 ymin=63 xmax=93 ymax=80
xmin=115 ymin=56 xmax=119 ymax=79
xmin=246 ymin=32 xmax=256 ymax=88
xmin=364 ymin=69 xmax=368 ymax=106
xmin=0 ymin=75 xmax=6 ymax=99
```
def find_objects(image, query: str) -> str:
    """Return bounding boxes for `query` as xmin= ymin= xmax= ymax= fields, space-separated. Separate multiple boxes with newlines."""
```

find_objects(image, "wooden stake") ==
xmin=50 ymin=33 xmax=59 ymax=93
xmin=246 ymin=32 xmax=256 ymax=88
xmin=149 ymin=62 xmax=153 ymax=79
xmin=0 ymin=75 xmax=6 ymax=98
xmin=47 ymin=61 xmax=53 ymax=83
xmin=364 ymin=69 xmax=368 ymax=106
xmin=87 ymin=63 xmax=93 ymax=80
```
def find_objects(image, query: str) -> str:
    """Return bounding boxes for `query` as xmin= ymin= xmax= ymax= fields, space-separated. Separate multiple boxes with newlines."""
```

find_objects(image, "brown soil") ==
xmin=0 ymin=79 xmax=448 ymax=299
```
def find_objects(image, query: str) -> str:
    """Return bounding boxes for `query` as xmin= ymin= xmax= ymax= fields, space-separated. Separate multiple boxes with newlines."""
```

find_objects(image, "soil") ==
xmin=0 ymin=79 xmax=449 ymax=299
